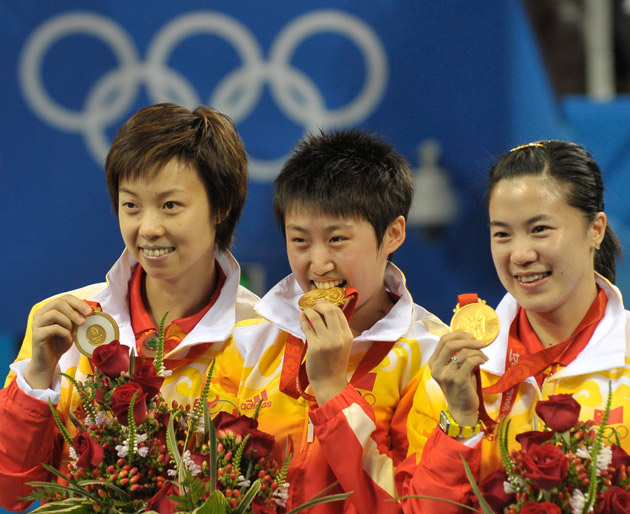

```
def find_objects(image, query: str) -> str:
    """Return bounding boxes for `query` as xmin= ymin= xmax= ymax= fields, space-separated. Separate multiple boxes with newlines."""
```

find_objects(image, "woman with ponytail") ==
xmin=398 ymin=141 xmax=629 ymax=513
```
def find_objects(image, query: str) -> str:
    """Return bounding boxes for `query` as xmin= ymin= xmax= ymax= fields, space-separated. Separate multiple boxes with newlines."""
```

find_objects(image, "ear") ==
xmin=591 ymin=212 xmax=607 ymax=248
xmin=383 ymin=215 xmax=406 ymax=254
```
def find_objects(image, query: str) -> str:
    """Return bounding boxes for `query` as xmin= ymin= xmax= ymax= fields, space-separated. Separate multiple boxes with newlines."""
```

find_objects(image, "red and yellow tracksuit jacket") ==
xmin=397 ymin=275 xmax=630 ymax=513
xmin=217 ymin=265 xmax=449 ymax=513
xmin=0 ymin=249 xmax=258 ymax=511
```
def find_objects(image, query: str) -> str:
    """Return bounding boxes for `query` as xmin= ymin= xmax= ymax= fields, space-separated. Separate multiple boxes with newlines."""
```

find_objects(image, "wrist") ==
xmin=310 ymin=378 xmax=348 ymax=406
xmin=25 ymin=360 xmax=56 ymax=390
xmin=439 ymin=409 xmax=482 ymax=439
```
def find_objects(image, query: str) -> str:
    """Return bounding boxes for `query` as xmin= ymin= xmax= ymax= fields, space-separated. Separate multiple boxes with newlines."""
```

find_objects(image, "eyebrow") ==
xmin=285 ymin=222 xmax=354 ymax=233
xmin=118 ymin=187 xmax=188 ymax=198
xmin=489 ymin=214 xmax=553 ymax=228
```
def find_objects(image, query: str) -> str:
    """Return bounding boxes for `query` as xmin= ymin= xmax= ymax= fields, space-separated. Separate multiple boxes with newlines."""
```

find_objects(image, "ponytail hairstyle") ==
xmin=486 ymin=140 xmax=622 ymax=283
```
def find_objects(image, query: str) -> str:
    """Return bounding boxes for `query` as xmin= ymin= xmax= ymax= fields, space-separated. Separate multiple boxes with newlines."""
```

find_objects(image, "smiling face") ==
xmin=489 ymin=175 xmax=605 ymax=322
xmin=118 ymin=158 xmax=217 ymax=291
xmin=284 ymin=205 xmax=405 ymax=333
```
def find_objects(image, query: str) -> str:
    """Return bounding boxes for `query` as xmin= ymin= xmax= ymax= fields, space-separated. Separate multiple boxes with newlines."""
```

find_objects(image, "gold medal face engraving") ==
xmin=86 ymin=325 xmax=107 ymax=346
xmin=450 ymin=300 xmax=500 ymax=347
xmin=74 ymin=311 xmax=120 ymax=357
xmin=298 ymin=287 xmax=346 ymax=310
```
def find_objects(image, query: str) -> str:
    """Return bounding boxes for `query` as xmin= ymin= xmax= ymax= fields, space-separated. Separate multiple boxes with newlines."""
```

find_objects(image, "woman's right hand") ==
xmin=428 ymin=331 xmax=488 ymax=427
xmin=25 ymin=295 xmax=93 ymax=389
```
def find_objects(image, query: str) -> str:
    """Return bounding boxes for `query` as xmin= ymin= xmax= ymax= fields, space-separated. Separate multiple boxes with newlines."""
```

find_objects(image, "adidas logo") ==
xmin=241 ymin=390 xmax=272 ymax=410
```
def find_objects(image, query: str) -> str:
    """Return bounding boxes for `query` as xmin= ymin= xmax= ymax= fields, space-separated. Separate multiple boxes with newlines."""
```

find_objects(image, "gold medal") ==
xmin=450 ymin=297 xmax=500 ymax=347
xmin=298 ymin=287 xmax=347 ymax=310
xmin=74 ymin=311 xmax=120 ymax=357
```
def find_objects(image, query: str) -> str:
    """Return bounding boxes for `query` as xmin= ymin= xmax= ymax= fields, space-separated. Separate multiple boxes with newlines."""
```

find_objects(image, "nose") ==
xmin=510 ymin=236 xmax=537 ymax=266
xmin=139 ymin=211 xmax=166 ymax=239
xmin=310 ymin=245 xmax=334 ymax=275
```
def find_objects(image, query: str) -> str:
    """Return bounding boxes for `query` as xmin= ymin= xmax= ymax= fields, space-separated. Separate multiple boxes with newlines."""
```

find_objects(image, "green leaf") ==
xmin=192 ymin=490 xmax=228 ymax=514
xmin=459 ymin=453 xmax=495 ymax=514
xmin=233 ymin=479 xmax=262 ymax=514
xmin=393 ymin=495 xmax=483 ymax=512
xmin=167 ymin=413 xmax=184 ymax=472
xmin=28 ymin=497 xmax=91 ymax=514
xmin=208 ymin=407 xmax=217 ymax=495
xmin=284 ymin=492 xmax=353 ymax=514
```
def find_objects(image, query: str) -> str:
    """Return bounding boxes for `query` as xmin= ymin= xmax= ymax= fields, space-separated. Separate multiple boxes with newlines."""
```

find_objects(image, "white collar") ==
xmin=254 ymin=263 xmax=414 ymax=342
xmin=481 ymin=274 xmax=627 ymax=377
xmin=93 ymin=248 xmax=244 ymax=353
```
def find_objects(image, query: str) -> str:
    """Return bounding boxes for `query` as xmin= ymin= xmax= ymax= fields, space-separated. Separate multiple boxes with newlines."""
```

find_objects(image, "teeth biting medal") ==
xmin=298 ymin=286 xmax=348 ymax=310
xmin=450 ymin=293 xmax=500 ymax=346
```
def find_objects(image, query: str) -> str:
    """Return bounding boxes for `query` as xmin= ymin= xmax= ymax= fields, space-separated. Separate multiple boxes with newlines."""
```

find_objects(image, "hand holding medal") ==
xmin=442 ymin=293 xmax=499 ymax=431
xmin=73 ymin=305 xmax=120 ymax=358
xmin=280 ymin=287 xmax=358 ymax=404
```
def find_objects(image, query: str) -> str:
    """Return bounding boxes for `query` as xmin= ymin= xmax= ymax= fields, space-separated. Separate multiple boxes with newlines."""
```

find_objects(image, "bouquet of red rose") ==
xmin=24 ymin=315 xmax=349 ymax=514
xmin=475 ymin=389 xmax=630 ymax=514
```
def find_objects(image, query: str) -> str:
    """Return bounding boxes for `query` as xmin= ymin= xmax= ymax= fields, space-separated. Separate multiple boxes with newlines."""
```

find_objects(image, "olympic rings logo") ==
xmin=19 ymin=10 xmax=388 ymax=181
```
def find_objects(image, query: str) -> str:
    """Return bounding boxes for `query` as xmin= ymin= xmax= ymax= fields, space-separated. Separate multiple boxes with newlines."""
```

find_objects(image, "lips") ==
xmin=515 ymin=272 xmax=551 ymax=284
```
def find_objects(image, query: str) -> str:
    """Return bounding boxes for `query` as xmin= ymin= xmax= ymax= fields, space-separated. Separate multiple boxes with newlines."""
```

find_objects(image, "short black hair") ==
xmin=274 ymin=128 xmax=413 ymax=246
xmin=106 ymin=103 xmax=247 ymax=252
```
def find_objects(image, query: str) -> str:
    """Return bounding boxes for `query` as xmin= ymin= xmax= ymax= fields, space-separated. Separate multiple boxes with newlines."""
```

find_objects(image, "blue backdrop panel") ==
xmin=0 ymin=1 xmax=510 ymax=351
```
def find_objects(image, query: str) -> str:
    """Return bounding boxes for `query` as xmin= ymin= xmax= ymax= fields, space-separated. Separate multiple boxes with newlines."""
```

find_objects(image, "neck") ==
xmin=525 ymin=281 xmax=598 ymax=348
xmin=349 ymin=288 xmax=394 ymax=337
xmin=142 ymin=261 xmax=218 ymax=326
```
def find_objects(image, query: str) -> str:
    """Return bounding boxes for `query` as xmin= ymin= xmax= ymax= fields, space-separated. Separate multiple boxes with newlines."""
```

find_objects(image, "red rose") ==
xmin=595 ymin=486 xmax=630 ymax=514
xmin=92 ymin=340 xmax=130 ymax=378
xmin=611 ymin=444 xmax=630 ymax=468
xmin=522 ymin=443 xmax=568 ymax=489
xmin=477 ymin=470 xmax=515 ymax=513
xmin=72 ymin=431 xmax=104 ymax=468
xmin=535 ymin=394 xmax=580 ymax=432
xmin=611 ymin=445 xmax=630 ymax=485
xmin=520 ymin=501 xmax=562 ymax=514
xmin=111 ymin=382 xmax=147 ymax=425
xmin=213 ymin=411 xmax=258 ymax=435
xmin=516 ymin=430 xmax=554 ymax=452
xmin=251 ymin=502 xmax=277 ymax=513
xmin=145 ymin=482 xmax=180 ymax=514
xmin=244 ymin=428 xmax=275 ymax=459
xmin=132 ymin=360 xmax=164 ymax=399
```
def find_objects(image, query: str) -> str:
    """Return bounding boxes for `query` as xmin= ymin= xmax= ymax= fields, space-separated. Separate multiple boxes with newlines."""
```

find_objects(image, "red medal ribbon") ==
xmin=279 ymin=287 xmax=395 ymax=402
xmin=483 ymin=288 xmax=607 ymax=422
xmin=454 ymin=294 xmax=498 ymax=432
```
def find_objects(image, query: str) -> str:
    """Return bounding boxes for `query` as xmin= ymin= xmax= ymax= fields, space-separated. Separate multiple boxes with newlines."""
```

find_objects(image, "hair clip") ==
xmin=509 ymin=142 xmax=546 ymax=153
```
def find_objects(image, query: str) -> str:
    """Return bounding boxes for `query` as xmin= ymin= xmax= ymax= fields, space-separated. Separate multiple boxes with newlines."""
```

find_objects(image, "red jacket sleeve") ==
xmin=0 ymin=378 xmax=63 ymax=511
xmin=397 ymin=428 xmax=481 ymax=514
xmin=310 ymin=384 xmax=403 ymax=514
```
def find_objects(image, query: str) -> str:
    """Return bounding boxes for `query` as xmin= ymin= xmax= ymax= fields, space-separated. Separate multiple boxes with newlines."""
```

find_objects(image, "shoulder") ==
xmin=30 ymin=282 xmax=108 ymax=313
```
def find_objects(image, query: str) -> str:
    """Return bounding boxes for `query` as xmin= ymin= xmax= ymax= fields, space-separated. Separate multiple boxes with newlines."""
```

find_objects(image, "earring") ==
xmin=595 ymin=242 xmax=601 ymax=250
